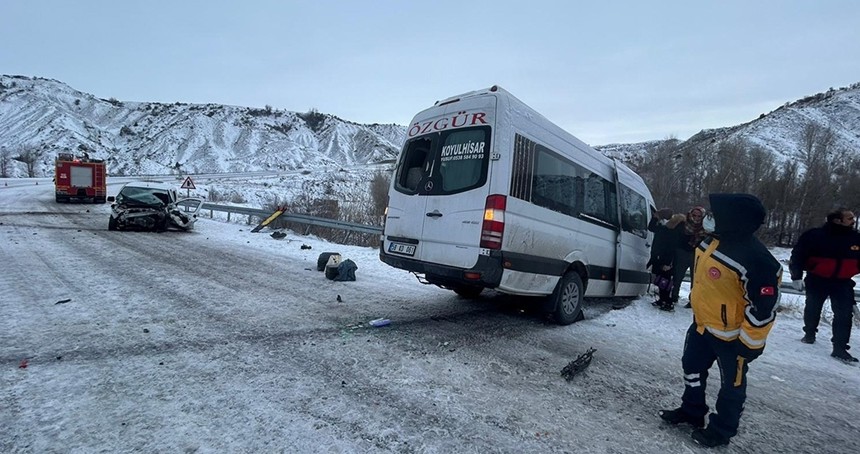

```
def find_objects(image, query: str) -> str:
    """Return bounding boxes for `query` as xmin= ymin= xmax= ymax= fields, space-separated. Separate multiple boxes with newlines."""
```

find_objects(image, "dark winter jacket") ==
xmin=648 ymin=216 xmax=679 ymax=268
xmin=677 ymin=207 xmax=707 ymax=252
xmin=789 ymin=222 xmax=860 ymax=282
xmin=690 ymin=194 xmax=782 ymax=356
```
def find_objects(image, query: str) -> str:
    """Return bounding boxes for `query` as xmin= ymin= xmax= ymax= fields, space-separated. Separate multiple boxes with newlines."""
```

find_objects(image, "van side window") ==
xmin=511 ymin=134 xmax=618 ymax=228
xmin=511 ymin=134 xmax=535 ymax=201
xmin=583 ymin=173 xmax=618 ymax=227
xmin=619 ymin=184 xmax=648 ymax=238
xmin=532 ymin=149 xmax=584 ymax=217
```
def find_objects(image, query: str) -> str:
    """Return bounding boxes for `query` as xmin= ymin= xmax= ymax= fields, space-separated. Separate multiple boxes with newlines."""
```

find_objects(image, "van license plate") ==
xmin=388 ymin=242 xmax=416 ymax=256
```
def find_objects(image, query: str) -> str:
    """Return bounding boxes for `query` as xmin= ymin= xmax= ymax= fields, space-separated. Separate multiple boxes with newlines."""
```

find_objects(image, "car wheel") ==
xmin=452 ymin=285 xmax=483 ymax=299
xmin=550 ymin=271 xmax=584 ymax=325
xmin=108 ymin=216 xmax=118 ymax=231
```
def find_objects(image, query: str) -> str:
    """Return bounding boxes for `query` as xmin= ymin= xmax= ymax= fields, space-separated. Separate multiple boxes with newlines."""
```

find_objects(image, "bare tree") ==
xmin=13 ymin=146 xmax=43 ymax=177
xmin=369 ymin=170 xmax=391 ymax=222
xmin=799 ymin=123 xmax=835 ymax=166
xmin=793 ymin=124 xmax=838 ymax=232
xmin=0 ymin=147 xmax=11 ymax=178
xmin=832 ymin=148 xmax=860 ymax=215
xmin=629 ymin=138 xmax=687 ymax=209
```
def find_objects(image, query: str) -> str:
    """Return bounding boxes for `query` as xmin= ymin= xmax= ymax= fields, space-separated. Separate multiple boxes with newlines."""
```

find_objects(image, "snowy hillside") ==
xmin=0 ymin=75 xmax=405 ymax=177
xmin=683 ymin=82 xmax=860 ymax=161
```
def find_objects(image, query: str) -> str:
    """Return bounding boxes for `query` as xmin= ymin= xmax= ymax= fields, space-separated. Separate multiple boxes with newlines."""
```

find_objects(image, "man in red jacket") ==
xmin=789 ymin=208 xmax=860 ymax=362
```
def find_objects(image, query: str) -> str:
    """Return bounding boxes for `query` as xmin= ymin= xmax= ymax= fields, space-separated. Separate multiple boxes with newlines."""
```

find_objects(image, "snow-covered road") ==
xmin=2 ymin=179 xmax=858 ymax=453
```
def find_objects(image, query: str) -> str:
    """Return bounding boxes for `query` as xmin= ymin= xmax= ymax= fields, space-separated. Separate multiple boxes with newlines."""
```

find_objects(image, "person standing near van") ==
xmin=660 ymin=193 xmax=781 ymax=448
xmin=789 ymin=208 xmax=860 ymax=362
xmin=670 ymin=206 xmax=707 ymax=309
xmin=648 ymin=208 xmax=683 ymax=311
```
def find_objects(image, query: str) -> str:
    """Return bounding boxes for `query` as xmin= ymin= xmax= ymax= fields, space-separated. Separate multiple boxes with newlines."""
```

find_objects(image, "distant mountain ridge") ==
xmin=2 ymin=74 xmax=859 ymax=178
xmin=0 ymin=75 xmax=405 ymax=177
xmin=596 ymin=82 xmax=860 ymax=165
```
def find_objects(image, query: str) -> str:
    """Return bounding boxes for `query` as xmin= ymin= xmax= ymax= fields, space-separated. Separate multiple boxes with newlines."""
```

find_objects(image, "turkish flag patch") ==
xmin=708 ymin=267 xmax=721 ymax=279
xmin=760 ymin=286 xmax=775 ymax=296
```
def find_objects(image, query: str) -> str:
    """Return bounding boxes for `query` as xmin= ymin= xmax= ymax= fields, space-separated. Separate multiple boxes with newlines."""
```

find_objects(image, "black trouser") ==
xmin=652 ymin=260 xmax=673 ymax=303
xmin=803 ymin=275 xmax=856 ymax=350
xmin=671 ymin=249 xmax=694 ymax=302
xmin=680 ymin=324 xmax=752 ymax=439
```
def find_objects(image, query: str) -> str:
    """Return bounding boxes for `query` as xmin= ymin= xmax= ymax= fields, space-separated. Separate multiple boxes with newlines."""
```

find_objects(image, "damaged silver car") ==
xmin=108 ymin=181 xmax=204 ymax=231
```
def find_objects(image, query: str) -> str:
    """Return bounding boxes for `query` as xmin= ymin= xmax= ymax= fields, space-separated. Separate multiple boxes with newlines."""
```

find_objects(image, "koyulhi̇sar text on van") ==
xmin=380 ymin=86 xmax=655 ymax=324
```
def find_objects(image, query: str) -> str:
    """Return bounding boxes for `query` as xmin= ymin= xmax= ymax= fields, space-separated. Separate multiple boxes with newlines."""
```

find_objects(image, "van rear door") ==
xmin=385 ymin=99 xmax=496 ymax=269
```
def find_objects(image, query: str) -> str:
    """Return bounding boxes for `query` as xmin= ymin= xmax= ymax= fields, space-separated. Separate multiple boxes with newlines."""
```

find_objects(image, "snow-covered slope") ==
xmin=682 ymin=83 xmax=860 ymax=161
xmin=0 ymin=75 xmax=405 ymax=177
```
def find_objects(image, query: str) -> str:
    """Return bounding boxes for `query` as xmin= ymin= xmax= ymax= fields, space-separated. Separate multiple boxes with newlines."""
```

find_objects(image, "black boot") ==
xmin=691 ymin=426 xmax=730 ymax=447
xmin=831 ymin=347 xmax=858 ymax=363
xmin=800 ymin=334 xmax=815 ymax=344
xmin=658 ymin=408 xmax=704 ymax=428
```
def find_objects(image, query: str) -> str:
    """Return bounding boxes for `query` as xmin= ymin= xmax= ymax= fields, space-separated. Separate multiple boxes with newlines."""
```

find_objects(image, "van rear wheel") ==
xmin=550 ymin=271 xmax=584 ymax=325
xmin=452 ymin=285 xmax=483 ymax=299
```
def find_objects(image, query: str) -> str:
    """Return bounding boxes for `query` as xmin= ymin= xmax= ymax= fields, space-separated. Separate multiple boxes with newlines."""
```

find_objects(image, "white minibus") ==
xmin=380 ymin=86 xmax=654 ymax=324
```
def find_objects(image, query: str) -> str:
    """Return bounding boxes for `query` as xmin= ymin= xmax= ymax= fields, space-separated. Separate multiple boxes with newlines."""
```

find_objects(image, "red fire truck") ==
xmin=54 ymin=153 xmax=107 ymax=203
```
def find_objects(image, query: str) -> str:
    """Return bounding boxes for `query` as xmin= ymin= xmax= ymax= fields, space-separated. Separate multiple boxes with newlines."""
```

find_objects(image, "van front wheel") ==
xmin=550 ymin=271 xmax=584 ymax=325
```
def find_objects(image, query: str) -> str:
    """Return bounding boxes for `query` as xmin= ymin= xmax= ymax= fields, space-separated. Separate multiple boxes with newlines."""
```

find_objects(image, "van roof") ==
xmin=434 ymin=86 xmax=505 ymax=106
xmin=423 ymin=86 xmax=652 ymax=200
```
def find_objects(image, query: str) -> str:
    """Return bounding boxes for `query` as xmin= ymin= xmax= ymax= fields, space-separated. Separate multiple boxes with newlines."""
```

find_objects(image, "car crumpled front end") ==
xmin=168 ymin=199 xmax=203 ymax=230
xmin=111 ymin=202 xmax=170 ymax=231
xmin=111 ymin=198 xmax=203 ymax=231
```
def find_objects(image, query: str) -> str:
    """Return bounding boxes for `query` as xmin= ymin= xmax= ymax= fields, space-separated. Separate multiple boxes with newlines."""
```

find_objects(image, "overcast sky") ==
xmin=2 ymin=1 xmax=859 ymax=145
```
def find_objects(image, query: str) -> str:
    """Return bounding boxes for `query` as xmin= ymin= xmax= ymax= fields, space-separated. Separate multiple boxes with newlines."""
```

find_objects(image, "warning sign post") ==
xmin=180 ymin=176 xmax=196 ymax=197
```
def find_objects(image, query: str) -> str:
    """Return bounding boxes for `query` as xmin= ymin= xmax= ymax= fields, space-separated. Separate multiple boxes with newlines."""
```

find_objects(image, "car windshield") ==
xmin=116 ymin=187 xmax=170 ymax=207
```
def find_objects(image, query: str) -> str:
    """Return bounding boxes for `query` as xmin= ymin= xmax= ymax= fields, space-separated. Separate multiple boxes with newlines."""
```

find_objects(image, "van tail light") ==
xmin=481 ymin=194 xmax=506 ymax=249
xmin=380 ymin=196 xmax=389 ymax=241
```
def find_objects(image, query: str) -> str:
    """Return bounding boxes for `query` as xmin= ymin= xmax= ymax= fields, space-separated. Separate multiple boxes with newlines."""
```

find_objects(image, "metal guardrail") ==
xmin=184 ymin=201 xmax=384 ymax=236
xmin=184 ymin=201 xmax=860 ymax=298
xmin=680 ymin=273 xmax=860 ymax=298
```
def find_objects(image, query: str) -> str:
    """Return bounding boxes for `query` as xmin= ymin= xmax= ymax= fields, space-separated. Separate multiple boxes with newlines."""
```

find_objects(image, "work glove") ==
xmin=791 ymin=280 xmax=804 ymax=292
xmin=733 ymin=339 xmax=763 ymax=362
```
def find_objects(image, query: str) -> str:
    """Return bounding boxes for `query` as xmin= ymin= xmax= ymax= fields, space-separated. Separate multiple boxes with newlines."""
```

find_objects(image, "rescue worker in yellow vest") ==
xmin=659 ymin=193 xmax=782 ymax=448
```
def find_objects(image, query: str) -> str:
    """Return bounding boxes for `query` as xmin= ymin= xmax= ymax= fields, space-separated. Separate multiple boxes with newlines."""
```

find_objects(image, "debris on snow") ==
xmin=561 ymin=347 xmax=596 ymax=381
xmin=369 ymin=318 xmax=390 ymax=327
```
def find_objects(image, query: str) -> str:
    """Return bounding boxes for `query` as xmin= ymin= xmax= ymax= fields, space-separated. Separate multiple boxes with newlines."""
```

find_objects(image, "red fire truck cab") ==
xmin=54 ymin=153 xmax=107 ymax=203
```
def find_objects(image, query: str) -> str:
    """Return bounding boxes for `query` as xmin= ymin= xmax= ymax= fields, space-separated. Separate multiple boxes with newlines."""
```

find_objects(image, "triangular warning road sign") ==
xmin=180 ymin=176 xmax=196 ymax=190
